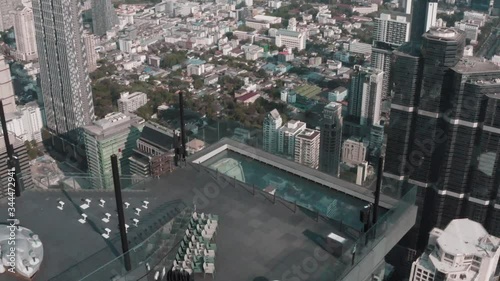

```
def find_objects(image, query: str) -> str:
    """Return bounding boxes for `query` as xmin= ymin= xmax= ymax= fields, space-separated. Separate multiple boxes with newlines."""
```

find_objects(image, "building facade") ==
xmin=275 ymin=29 xmax=306 ymax=51
xmin=5 ymin=102 xmax=44 ymax=143
xmin=0 ymin=55 xmax=16 ymax=115
xmin=83 ymin=32 xmax=97 ymax=73
xmin=294 ymin=128 xmax=320 ymax=169
xmin=12 ymin=3 xmax=38 ymax=61
xmin=342 ymin=137 xmax=368 ymax=166
xmin=33 ymin=0 xmax=95 ymax=142
xmin=277 ymin=120 xmax=306 ymax=157
xmin=319 ymin=102 xmax=343 ymax=177
xmin=118 ymin=92 xmax=148 ymax=114
xmin=409 ymin=219 xmax=499 ymax=281
xmin=129 ymin=122 xmax=176 ymax=178
xmin=263 ymin=109 xmax=283 ymax=154
xmin=91 ymin=0 xmax=118 ymax=36
xmin=371 ymin=13 xmax=410 ymax=97
xmin=348 ymin=65 xmax=384 ymax=127
xmin=84 ymin=112 xmax=144 ymax=189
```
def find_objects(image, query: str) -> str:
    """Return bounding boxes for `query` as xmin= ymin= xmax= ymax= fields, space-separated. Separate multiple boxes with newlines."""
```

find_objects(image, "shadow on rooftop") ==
xmin=303 ymin=229 xmax=329 ymax=253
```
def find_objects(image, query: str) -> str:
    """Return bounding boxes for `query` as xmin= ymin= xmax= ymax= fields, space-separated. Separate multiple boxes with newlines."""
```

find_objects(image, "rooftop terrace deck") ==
xmin=0 ymin=165 xmax=355 ymax=281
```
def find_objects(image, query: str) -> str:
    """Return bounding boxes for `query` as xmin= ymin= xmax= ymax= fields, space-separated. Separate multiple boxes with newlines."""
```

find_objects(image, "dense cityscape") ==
xmin=0 ymin=0 xmax=499 ymax=280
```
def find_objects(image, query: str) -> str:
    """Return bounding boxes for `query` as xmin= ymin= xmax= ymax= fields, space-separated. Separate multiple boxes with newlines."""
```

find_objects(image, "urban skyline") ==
xmin=0 ymin=0 xmax=499 ymax=280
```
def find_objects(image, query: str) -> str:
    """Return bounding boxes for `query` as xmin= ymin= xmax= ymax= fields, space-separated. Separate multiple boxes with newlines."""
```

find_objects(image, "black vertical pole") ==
xmin=0 ymin=100 xmax=21 ymax=197
xmin=173 ymin=129 xmax=180 ymax=167
xmin=373 ymin=156 xmax=383 ymax=225
xmin=111 ymin=154 xmax=131 ymax=271
xmin=178 ymin=91 xmax=187 ymax=161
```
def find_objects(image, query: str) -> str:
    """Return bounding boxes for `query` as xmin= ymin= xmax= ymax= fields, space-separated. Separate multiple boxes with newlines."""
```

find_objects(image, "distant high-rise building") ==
xmin=409 ymin=0 xmax=438 ymax=43
xmin=348 ymin=66 xmax=384 ymax=127
xmin=384 ymin=28 xmax=500 ymax=253
xmin=371 ymin=13 xmax=410 ymax=97
xmin=0 ymin=55 xmax=16 ymax=115
xmin=409 ymin=219 xmax=500 ymax=281
xmin=0 ymin=133 xmax=33 ymax=199
xmin=0 ymin=0 xmax=14 ymax=31
xmin=471 ymin=0 xmax=491 ymax=12
xmin=83 ymin=32 xmax=97 ymax=72
xmin=294 ymin=128 xmax=320 ymax=169
xmin=33 ymin=0 xmax=95 ymax=142
xmin=288 ymin=17 xmax=297 ymax=31
xmin=84 ymin=112 xmax=144 ymax=189
xmin=91 ymin=0 xmax=118 ymax=36
xmin=277 ymin=120 xmax=306 ymax=157
xmin=319 ymin=102 xmax=343 ymax=177
xmin=424 ymin=2 xmax=438 ymax=33
xmin=263 ymin=109 xmax=283 ymax=153
xmin=12 ymin=3 xmax=38 ymax=61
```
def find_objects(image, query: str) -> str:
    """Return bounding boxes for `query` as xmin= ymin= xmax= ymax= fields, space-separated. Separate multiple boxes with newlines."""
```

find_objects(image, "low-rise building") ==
xmin=275 ymin=29 xmax=306 ymax=51
xmin=118 ymin=92 xmax=148 ymax=113
xmin=129 ymin=122 xmax=176 ymax=178
xmin=328 ymin=86 xmax=348 ymax=102
xmin=84 ymin=112 xmax=144 ymax=189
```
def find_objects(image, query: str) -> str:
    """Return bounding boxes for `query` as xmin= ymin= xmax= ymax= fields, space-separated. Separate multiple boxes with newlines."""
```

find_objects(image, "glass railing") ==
xmin=184 ymin=118 xmax=399 ymax=198
xmin=192 ymin=162 xmax=417 ymax=280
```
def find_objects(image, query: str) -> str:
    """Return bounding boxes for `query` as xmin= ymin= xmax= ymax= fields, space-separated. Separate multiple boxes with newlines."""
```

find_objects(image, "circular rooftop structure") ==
xmin=427 ymin=27 xmax=459 ymax=39
xmin=0 ymin=225 xmax=43 ymax=278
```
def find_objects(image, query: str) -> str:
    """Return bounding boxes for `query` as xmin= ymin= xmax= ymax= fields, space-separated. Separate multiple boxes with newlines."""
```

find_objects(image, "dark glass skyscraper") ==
xmin=319 ymin=102 xmax=343 ymax=177
xmin=384 ymin=27 xmax=500 ymax=252
xmin=471 ymin=0 xmax=491 ymax=12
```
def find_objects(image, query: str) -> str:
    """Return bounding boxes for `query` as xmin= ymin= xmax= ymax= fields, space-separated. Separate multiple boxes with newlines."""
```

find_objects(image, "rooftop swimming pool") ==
xmin=202 ymin=150 xmax=385 ymax=230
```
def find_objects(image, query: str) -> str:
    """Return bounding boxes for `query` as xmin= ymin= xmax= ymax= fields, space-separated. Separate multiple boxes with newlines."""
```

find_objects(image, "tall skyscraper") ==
xmin=83 ymin=32 xmax=97 ymax=73
xmin=319 ymin=102 xmax=343 ymax=177
xmin=0 ymin=0 xmax=14 ymax=31
xmin=348 ymin=66 xmax=384 ymax=127
xmin=371 ymin=13 xmax=410 ymax=97
xmin=33 ymin=0 xmax=95 ymax=142
xmin=0 ymin=55 xmax=16 ymax=115
xmin=384 ymin=27 xmax=500 ymax=253
xmin=263 ymin=109 xmax=282 ymax=153
xmin=91 ymin=0 xmax=118 ymax=36
xmin=12 ymin=3 xmax=38 ymax=61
